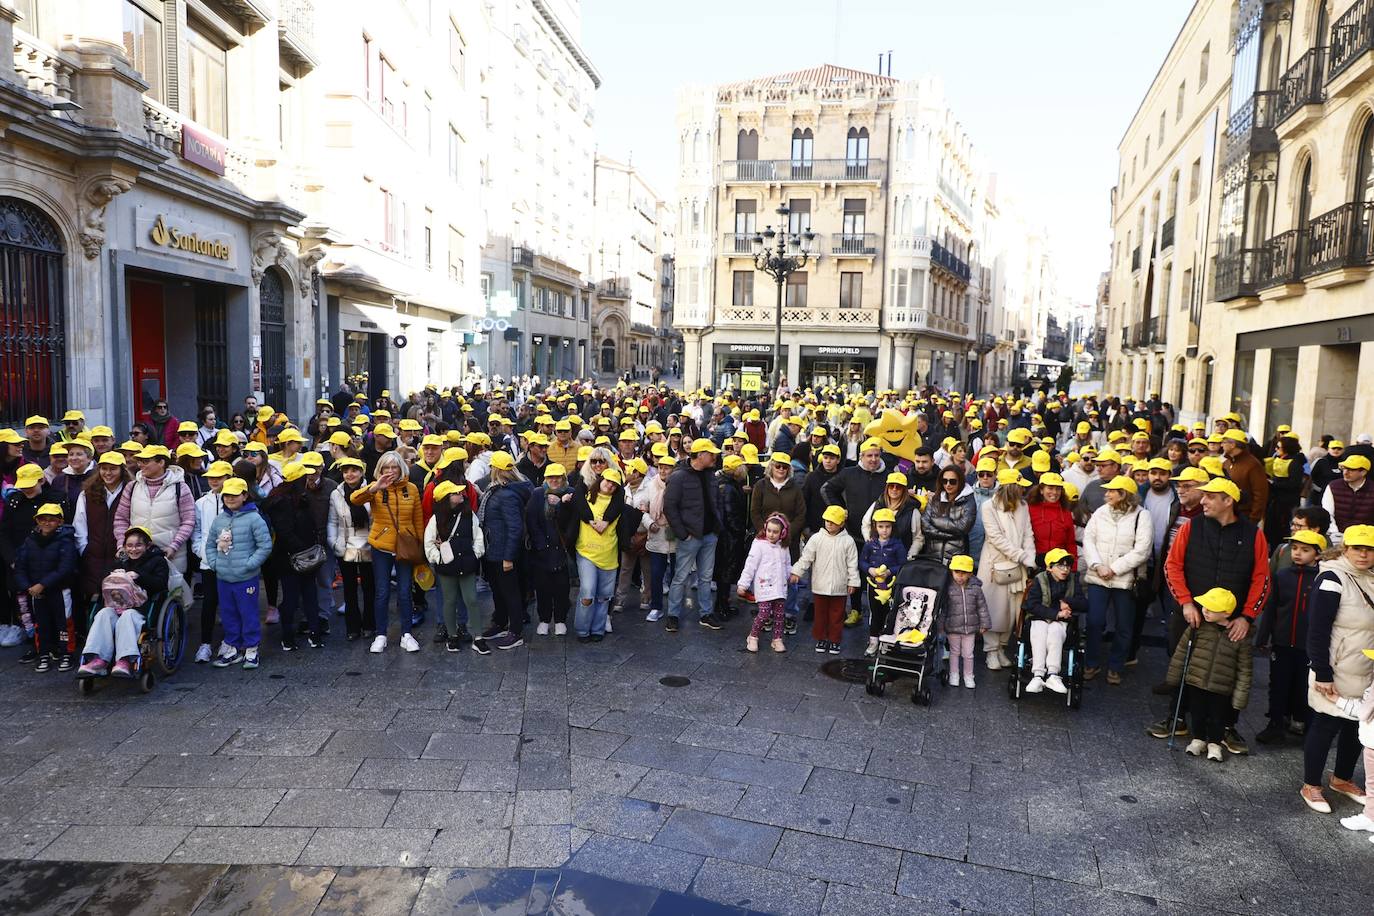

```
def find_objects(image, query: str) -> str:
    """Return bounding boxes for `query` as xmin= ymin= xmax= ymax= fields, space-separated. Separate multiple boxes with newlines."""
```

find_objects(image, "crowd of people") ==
xmin=3 ymin=379 xmax=1374 ymax=833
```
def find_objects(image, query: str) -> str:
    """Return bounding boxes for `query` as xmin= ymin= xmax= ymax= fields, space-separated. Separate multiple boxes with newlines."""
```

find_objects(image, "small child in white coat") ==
xmin=737 ymin=513 xmax=792 ymax=654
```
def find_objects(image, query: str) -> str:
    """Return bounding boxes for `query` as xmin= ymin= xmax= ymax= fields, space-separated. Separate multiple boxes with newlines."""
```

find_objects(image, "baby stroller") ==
xmin=1007 ymin=604 xmax=1086 ymax=709
xmin=865 ymin=557 xmax=948 ymax=706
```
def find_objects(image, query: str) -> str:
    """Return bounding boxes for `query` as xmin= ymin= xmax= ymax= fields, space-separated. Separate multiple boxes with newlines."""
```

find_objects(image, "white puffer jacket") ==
xmin=191 ymin=489 xmax=223 ymax=559
xmin=1082 ymin=504 xmax=1153 ymax=589
xmin=327 ymin=485 xmax=372 ymax=557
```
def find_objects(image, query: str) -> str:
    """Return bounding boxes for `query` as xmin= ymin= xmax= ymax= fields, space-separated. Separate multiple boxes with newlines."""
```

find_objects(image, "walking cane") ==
xmin=1167 ymin=628 xmax=1198 ymax=751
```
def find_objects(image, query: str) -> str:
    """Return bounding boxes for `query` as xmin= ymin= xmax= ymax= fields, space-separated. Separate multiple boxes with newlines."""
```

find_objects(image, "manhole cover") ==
xmin=659 ymin=676 xmax=691 ymax=688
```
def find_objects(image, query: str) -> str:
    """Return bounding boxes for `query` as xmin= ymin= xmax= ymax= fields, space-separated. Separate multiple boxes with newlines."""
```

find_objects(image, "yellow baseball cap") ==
xmin=220 ymin=477 xmax=248 ymax=496
xmin=433 ymin=480 xmax=466 ymax=502
xmin=137 ymin=445 xmax=171 ymax=460
xmin=1044 ymin=547 xmax=1073 ymax=567
xmin=97 ymin=451 xmax=126 ymax=468
xmin=1171 ymin=467 xmax=1210 ymax=484
xmin=1031 ymin=451 xmax=1051 ymax=473
xmin=33 ymin=503 xmax=63 ymax=519
xmin=1102 ymin=476 xmax=1138 ymax=495
xmin=1287 ymin=530 xmax=1328 ymax=551
xmin=543 ymin=463 xmax=567 ymax=478
xmin=24 ymin=415 xmax=48 ymax=427
xmin=89 ymin=426 xmax=114 ymax=438
xmin=1198 ymin=478 xmax=1241 ymax=501
xmin=949 ymin=555 xmax=974 ymax=573
xmin=298 ymin=451 xmax=324 ymax=469
xmin=822 ymin=505 xmax=848 ymax=526
xmin=15 ymin=464 xmax=44 ymax=486
xmin=1038 ymin=472 xmax=1065 ymax=488
xmin=489 ymin=451 xmax=515 ymax=471
xmin=177 ymin=420 xmax=198 ymax=433
xmin=1093 ymin=449 xmax=1123 ymax=464
xmin=175 ymin=442 xmax=205 ymax=459
xmin=1340 ymin=455 xmax=1372 ymax=472
xmin=975 ymin=457 xmax=997 ymax=474
xmin=62 ymin=410 xmax=84 ymax=422
xmin=690 ymin=438 xmax=721 ymax=454
xmin=601 ymin=466 xmax=625 ymax=484
xmin=722 ymin=454 xmax=745 ymax=471
xmin=996 ymin=469 xmax=1031 ymax=487
xmin=872 ymin=507 xmax=897 ymax=524
xmin=1343 ymin=524 xmax=1374 ymax=549
xmin=1222 ymin=429 xmax=1249 ymax=444
xmin=820 ymin=443 xmax=841 ymax=457
xmin=1194 ymin=587 xmax=1237 ymax=616
xmin=1147 ymin=457 xmax=1173 ymax=472
xmin=372 ymin=424 xmax=396 ymax=439
xmin=205 ymin=460 xmax=234 ymax=478
xmin=280 ymin=461 xmax=308 ymax=483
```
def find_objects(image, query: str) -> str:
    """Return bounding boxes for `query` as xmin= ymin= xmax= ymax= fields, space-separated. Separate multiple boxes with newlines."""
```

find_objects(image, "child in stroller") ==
xmin=867 ymin=556 xmax=948 ymax=705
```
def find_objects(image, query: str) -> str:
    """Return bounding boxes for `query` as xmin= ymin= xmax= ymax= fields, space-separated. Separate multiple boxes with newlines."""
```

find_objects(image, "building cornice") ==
xmin=530 ymin=0 xmax=600 ymax=89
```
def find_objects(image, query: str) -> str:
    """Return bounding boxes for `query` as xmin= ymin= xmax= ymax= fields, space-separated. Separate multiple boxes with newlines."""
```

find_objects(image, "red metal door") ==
xmin=128 ymin=278 xmax=166 ymax=423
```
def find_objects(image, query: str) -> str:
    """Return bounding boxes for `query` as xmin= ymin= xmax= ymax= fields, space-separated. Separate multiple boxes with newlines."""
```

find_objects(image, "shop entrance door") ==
xmin=128 ymin=278 xmax=166 ymax=422
xmin=259 ymin=268 xmax=287 ymax=408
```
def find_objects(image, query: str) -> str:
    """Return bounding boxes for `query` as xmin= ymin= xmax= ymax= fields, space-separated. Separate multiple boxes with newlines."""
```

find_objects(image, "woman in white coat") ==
xmin=977 ymin=469 xmax=1038 ymax=670
xmin=1081 ymin=476 xmax=1153 ymax=685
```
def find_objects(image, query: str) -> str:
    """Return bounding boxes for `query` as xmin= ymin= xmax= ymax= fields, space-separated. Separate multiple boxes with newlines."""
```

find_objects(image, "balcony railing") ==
xmin=1131 ymin=246 xmax=1141 ymax=271
xmin=884 ymin=307 xmax=969 ymax=338
xmin=831 ymin=233 xmax=879 ymax=256
xmin=722 ymin=233 xmax=819 ymax=255
xmin=1329 ymin=0 xmax=1374 ymax=83
xmin=597 ymin=278 xmax=632 ymax=298
xmin=1223 ymin=90 xmax=1279 ymax=164
xmin=721 ymin=159 xmax=886 ymax=183
xmin=1304 ymin=200 xmax=1374 ymax=275
xmin=512 ymin=246 xmax=535 ymax=268
xmin=12 ymin=33 xmax=77 ymax=103
xmin=278 ymin=0 xmax=318 ymax=70
xmin=892 ymin=235 xmax=933 ymax=256
xmin=717 ymin=305 xmax=879 ymax=328
xmin=1277 ymin=46 xmax=1327 ymax=123
xmin=1255 ymin=228 xmax=1304 ymax=288
xmin=1214 ymin=248 xmax=1265 ymax=300
xmin=1160 ymin=216 xmax=1175 ymax=250
xmin=930 ymin=241 xmax=971 ymax=283
xmin=978 ymin=332 xmax=997 ymax=352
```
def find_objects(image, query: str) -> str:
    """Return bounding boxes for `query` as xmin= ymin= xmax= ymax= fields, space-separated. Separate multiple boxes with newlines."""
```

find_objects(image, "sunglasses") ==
xmin=1187 ymin=447 xmax=1206 ymax=453
xmin=590 ymin=457 xmax=608 ymax=465
xmin=977 ymin=472 xmax=995 ymax=478
xmin=942 ymin=478 xmax=959 ymax=485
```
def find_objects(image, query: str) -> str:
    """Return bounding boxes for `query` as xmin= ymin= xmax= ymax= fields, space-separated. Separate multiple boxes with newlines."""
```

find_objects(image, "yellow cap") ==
xmin=1038 ymin=472 xmax=1065 ymax=488
xmin=1340 ymin=455 xmax=1372 ymax=472
xmin=97 ymin=451 xmax=126 ymax=468
xmin=24 ymin=415 xmax=48 ymax=427
xmin=659 ymin=456 xmax=678 ymax=468
xmin=175 ymin=442 xmax=205 ymax=459
xmin=420 ymin=434 xmax=445 ymax=448
xmin=601 ymin=466 xmax=625 ymax=484
xmin=242 ymin=441 xmax=267 ymax=454
xmin=1031 ymin=451 xmax=1051 ymax=472
xmin=1222 ymin=429 xmax=1249 ymax=444
xmin=118 ymin=440 xmax=142 ymax=453
xmin=137 ymin=445 xmax=171 ymax=460
xmin=543 ymin=463 xmax=567 ymax=478
xmin=1200 ymin=456 xmax=1225 ymax=477
xmin=1198 ymin=477 xmax=1241 ymax=501
xmin=949 ymin=555 xmax=975 ymax=573
xmin=280 ymin=461 xmax=308 ymax=483
xmin=1343 ymin=524 xmax=1374 ymax=549
xmin=298 ymin=451 xmax=324 ymax=469
xmin=372 ymin=424 xmax=396 ymax=439
xmin=1093 ymin=448 xmax=1123 ymax=464
xmin=256 ymin=406 xmax=275 ymax=422
xmin=220 ymin=477 xmax=248 ymax=496
xmin=1063 ymin=482 xmax=1080 ymax=502
xmin=33 ymin=503 xmax=63 ymax=519
xmin=722 ymin=454 xmax=744 ymax=471
xmin=1287 ymin=529 xmax=1328 ymax=551
xmin=214 ymin=430 xmax=239 ymax=447
xmin=975 ymin=457 xmax=997 ymax=474
xmin=177 ymin=420 xmax=198 ymax=433
xmin=690 ymin=438 xmax=721 ymax=454
xmin=89 ymin=426 xmax=114 ymax=438
xmin=872 ymin=508 xmax=897 ymax=524
xmin=489 ymin=451 xmax=515 ymax=471
xmin=62 ymin=409 xmax=84 ymax=422
xmin=433 ymin=480 xmax=466 ymax=502
xmin=996 ymin=468 xmax=1030 ymax=487
xmin=48 ymin=443 xmax=67 ymax=457
xmin=327 ymin=431 xmax=352 ymax=447
xmin=205 ymin=460 xmax=234 ymax=478
xmin=399 ymin=419 xmax=423 ymax=431
xmin=1171 ymin=467 xmax=1210 ymax=484
xmin=822 ymin=505 xmax=848 ymax=526
xmin=1102 ymin=476 xmax=1138 ymax=495
xmin=1076 ymin=421 xmax=1090 ymax=434
xmin=1044 ymin=547 xmax=1073 ymax=567
xmin=1065 ymin=452 xmax=1081 ymax=464
xmin=335 ymin=456 xmax=365 ymax=471
xmin=1007 ymin=428 xmax=1032 ymax=445
xmin=1195 ymin=587 xmax=1237 ymax=616
xmin=1147 ymin=457 xmax=1173 ymax=472
xmin=820 ymin=443 xmax=841 ymax=457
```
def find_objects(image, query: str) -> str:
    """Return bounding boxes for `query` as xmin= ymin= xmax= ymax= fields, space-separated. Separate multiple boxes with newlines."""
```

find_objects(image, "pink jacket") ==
xmin=737 ymin=537 xmax=792 ymax=603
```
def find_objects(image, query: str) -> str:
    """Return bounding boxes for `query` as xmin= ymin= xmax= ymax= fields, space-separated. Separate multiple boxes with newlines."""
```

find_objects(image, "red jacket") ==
xmin=1028 ymin=500 xmax=1077 ymax=563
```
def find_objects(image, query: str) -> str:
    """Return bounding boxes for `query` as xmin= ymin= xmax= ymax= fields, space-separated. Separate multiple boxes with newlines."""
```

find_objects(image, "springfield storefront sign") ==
xmin=135 ymin=207 xmax=236 ymax=267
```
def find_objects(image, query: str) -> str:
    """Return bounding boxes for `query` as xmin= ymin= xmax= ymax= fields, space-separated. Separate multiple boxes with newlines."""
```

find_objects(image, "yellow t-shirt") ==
xmin=577 ymin=496 xmax=619 ymax=570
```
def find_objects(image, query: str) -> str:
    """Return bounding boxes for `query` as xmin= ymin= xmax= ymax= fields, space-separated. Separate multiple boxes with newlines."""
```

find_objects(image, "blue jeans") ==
xmin=1085 ymin=584 xmax=1134 ymax=673
xmin=668 ymin=533 xmax=717 ymax=620
xmin=575 ymin=554 xmax=617 ymax=636
xmin=372 ymin=549 xmax=414 ymax=636
xmin=648 ymin=551 xmax=669 ymax=611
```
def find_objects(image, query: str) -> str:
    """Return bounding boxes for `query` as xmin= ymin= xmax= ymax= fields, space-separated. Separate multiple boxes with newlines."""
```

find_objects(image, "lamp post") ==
xmin=752 ymin=205 xmax=815 ymax=392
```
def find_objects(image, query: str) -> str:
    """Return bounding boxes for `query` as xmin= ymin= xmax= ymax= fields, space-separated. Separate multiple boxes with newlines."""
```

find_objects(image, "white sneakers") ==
xmin=604 ymin=618 xmax=613 ymax=633
xmin=1186 ymin=739 xmax=1206 ymax=757
xmin=964 ymin=675 xmax=976 ymax=689
xmin=536 ymin=622 xmax=550 ymax=636
xmin=194 ymin=643 xmax=213 ymax=664
xmin=949 ymin=673 xmax=961 ymax=688
xmin=1025 ymin=676 xmax=1045 ymax=694
xmin=369 ymin=635 xmax=387 ymax=654
xmin=865 ymin=637 xmax=879 ymax=656
xmin=984 ymin=653 xmax=1002 ymax=671
xmin=555 ymin=622 xmax=567 ymax=636
xmin=999 ymin=649 xmax=1012 ymax=667
xmin=1207 ymin=743 xmax=1223 ymax=762
xmin=399 ymin=633 xmax=421 ymax=653
xmin=645 ymin=609 xmax=662 ymax=622
xmin=770 ymin=638 xmax=786 ymax=653
xmin=1341 ymin=813 xmax=1374 ymax=832
xmin=1044 ymin=674 xmax=1068 ymax=694
xmin=746 ymin=635 xmax=759 ymax=653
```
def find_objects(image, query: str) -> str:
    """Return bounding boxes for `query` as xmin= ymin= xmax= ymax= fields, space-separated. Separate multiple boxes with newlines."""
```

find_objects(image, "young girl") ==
xmin=14 ymin=503 xmax=78 ymax=672
xmin=203 ymin=477 xmax=273 ymax=669
xmin=860 ymin=507 xmax=907 ymax=655
xmin=791 ymin=505 xmax=859 ymax=654
xmin=424 ymin=479 xmax=485 ymax=652
xmin=76 ymin=527 xmax=170 ymax=677
xmin=737 ymin=513 xmax=791 ymax=654
xmin=1021 ymin=547 xmax=1086 ymax=694
xmin=1165 ymin=587 xmax=1253 ymax=762
xmin=942 ymin=555 xmax=990 ymax=688
xmin=190 ymin=460 xmax=233 ymax=663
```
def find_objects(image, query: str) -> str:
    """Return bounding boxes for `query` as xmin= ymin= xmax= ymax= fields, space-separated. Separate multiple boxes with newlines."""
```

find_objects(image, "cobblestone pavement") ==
xmin=0 ymin=600 xmax=1369 ymax=915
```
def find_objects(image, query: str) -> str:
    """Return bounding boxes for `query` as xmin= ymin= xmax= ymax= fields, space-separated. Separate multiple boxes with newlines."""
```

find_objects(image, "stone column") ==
xmin=890 ymin=334 xmax=915 ymax=390
xmin=1352 ymin=342 xmax=1374 ymax=440
xmin=682 ymin=331 xmax=704 ymax=392
xmin=0 ymin=2 xmax=22 ymax=87
xmin=1249 ymin=349 xmax=1272 ymax=437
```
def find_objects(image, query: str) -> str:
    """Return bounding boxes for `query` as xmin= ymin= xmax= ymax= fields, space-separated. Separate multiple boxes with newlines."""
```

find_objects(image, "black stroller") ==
xmin=865 ymin=557 xmax=948 ymax=706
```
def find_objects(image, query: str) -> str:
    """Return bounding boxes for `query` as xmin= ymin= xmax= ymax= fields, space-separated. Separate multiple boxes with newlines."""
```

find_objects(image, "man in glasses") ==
xmin=1185 ymin=439 xmax=1208 ymax=468
xmin=58 ymin=409 xmax=86 ymax=444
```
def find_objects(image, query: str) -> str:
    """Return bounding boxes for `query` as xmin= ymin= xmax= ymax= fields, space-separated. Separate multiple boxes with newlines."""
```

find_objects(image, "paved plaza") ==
xmin=0 ymin=606 xmax=1368 ymax=915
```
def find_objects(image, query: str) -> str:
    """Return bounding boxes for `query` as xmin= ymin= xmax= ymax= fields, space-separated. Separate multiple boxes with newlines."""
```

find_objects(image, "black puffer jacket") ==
xmin=822 ymin=462 xmax=888 ymax=541
xmin=664 ymin=464 xmax=720 ymax=540
xmin=13 ymin=524 xmax=78 ymax=592
xmin=920 ymin=485 xmax=977 ymax=563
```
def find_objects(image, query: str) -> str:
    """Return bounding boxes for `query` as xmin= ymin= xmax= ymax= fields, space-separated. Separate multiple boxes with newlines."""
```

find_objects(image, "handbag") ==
xmin=385 ymin=491 xmax=425 ymax=565
xmin=991 ymin=561 xmax=1024 ymax=587
xmin=628 ymin=528 xmax=649 ymax=556
xmin=289 ymin=544 xmax=327 ymax=574
xmin=343 ymin=545 xmax=372 ymax=564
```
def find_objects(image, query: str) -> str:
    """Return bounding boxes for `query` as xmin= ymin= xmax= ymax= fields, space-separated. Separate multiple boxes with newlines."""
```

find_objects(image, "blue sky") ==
xmin=581 ymin=0 xmax=1197 ymax=303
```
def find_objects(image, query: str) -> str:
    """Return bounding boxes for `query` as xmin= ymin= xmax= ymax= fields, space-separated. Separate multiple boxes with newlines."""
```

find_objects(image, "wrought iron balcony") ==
xmin=978 ymin=332 xmax=997 ymax=353
xmin=1160 ymin=216 xmax=1175 ymax=250
xmin=1214 ymin=248 xmax=1265 ymax=300
xmin=1329 ymin=0 xmax=1374 ymax=83
xmin=722 ymin=159 xmax=885 ymax=183
xmin=278 ymin=0 xmax=318 ymax=71
xmin=1303 ymin=201 xmax=1374 ymax=275
xmin=512 ymin=246 xmax=535 ymax=268
xmin=1277 ymin=47 xmax=1327 ymax=124
xmin=831 ymin=233 xmax=879 ymax=256
xmin=597 ymin=278 xmax=632 ymax=298
xmin=1255 ymin=228 xmax=1304 ymax=288
xmin=930 ymin=241 xmax=971 ymax=283
xmin=722 ymin=232 xmax=819 ymax=256
xmin=1223 ymin=90 xmax=1279 ymax=165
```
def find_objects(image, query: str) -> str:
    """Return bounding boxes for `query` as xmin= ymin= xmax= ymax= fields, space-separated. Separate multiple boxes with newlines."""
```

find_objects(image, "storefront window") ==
xmin=187 ymin=22 xmax=228 ymax=135
xmin=913 ymin=349 xmax=933 ymax=389
xmin=121 ymin=1 xmax=164 ymax=103
xmin=1231 ymin=350 xmax=1256 ymax=425
xmin=1265 ymin=347 xmax=1298 ymax=438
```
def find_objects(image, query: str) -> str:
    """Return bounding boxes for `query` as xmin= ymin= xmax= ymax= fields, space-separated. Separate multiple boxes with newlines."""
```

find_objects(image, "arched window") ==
xmin=259 ymin=267 xmax=288 ymax=408
xmin=736 ymin=129 xmax=758 ymax=160
xmin=790 ymin=128 xmax=814 ymax=178
xmin=1250 ymin=185 xmax=1270 ymax=247
xmin=904 ymin=126 xmax=916 ymax=160
xmin=691 ymin=199 xmax=701 ymax=233
xmin=1266 ymin=34 xmax=1284 ymax=90
xmin=1314 ymin=2 xmax=1329 ymax=46
xmin=899 ymin=196 xmax=912 ymax=235
xmin=600 ymin=338 xmax=616 ymax=374
xmin=1166 ymin=171 xmax=1180 ymax=218
xmin=1297 ymin=158 xmax=1314 ymax=227
xmin=1355 ymin=117 xmax=1374 ymax=205
xmin=846 ymin=126 xmax=869 ymax=164
xmin=692 ymin=130 xmax=702 ymax=162
xmin=0 ymin=197 xmax=66 ymax=425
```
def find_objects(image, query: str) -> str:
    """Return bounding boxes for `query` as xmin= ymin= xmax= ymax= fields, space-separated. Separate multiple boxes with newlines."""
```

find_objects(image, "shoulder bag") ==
xmin=386 ymin=489 xmax=425 ymax=565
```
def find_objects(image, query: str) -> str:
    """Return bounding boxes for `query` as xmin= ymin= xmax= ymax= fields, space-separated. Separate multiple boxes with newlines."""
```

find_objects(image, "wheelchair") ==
xmin=76 ymin=586 xmax=188 ymax=695
xmin=1006 ymin=610 xmax=1086 ymax=710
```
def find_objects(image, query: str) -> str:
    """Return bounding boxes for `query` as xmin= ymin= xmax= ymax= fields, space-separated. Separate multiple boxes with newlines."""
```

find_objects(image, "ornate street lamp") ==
xmin=752 ymin=204 xmax=815 ymax=391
